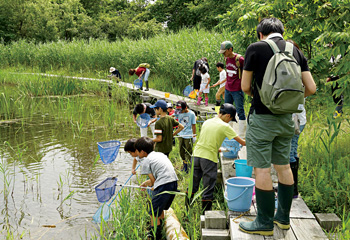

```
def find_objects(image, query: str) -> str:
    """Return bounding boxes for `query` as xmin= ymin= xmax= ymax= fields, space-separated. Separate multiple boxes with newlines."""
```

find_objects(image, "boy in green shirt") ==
xmin=188 ymin=103 xmax=246 ymax=211
xmin=150 ymin=100 xmax=184 ymax=156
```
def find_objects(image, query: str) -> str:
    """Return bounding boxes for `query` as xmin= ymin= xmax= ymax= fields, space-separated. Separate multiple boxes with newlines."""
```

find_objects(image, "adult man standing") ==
xmin=218 ymin=41 xmax=246 ymax=138
xmin=190 ymin=57 xmax=209 ymax=91
xmin=239 ymin=18 xmax=316 ymax=236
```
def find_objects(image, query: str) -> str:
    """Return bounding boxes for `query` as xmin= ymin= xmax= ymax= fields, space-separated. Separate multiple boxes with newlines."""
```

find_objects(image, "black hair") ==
xmin=216 ymin=62 xmax=224 ymax=68
xmin=135 ymin=137 xmax=154 ymax=154
xmin=124 ymin=138 xmax=137 ymax=152
xmin=199 ymin=65 xmax=207 ymax=74
xmin=134 ymin=103 xmax=145 ymax=114
xmin=256 ymin=18 xmax=284 ymax=40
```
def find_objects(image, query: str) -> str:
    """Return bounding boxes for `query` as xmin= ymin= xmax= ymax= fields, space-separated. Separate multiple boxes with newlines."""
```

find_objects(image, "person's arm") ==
xmin=133 ymin=114 xmax=137 ymax=123
xmin=153 ymin=134 xmax=162 ymax=143
xmin=131 ymin=158 xmax=137 ymax=175
xmin=301 ymin=71 xmax=317 ymax=97
xmin=173 ymin=123 xmax=184 ymax=136
xmin=191 ymin=68 xmax=195 ymax=80
xmin=148 ymin=116 xmax=157 ymax=126
xmin=140 ymin=176 xmax=154 ymax=191
xmin=241 ymin=70 xmax=253 ymax=96
xmin=205 ymin=76 xmax=211 ymax=88
xmin=191 ymin=124 xmax=196 ymax=136
xmin=234 ymin=136 xmax=246 ymax=146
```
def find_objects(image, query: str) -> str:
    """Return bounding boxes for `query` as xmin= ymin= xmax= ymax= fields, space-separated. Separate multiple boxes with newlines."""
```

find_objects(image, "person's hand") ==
xmin=132 ymin=169 xmax=136 ymax=175
xmin=140 ymin=181 xmax=148 ymax=192
xmin=192 ymin=136 xmax=197 ymax=143
xmin=326 ymin=77 xmax=331 ymax=83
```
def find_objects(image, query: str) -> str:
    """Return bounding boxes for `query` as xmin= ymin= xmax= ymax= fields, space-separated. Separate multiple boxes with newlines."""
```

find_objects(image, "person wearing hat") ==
xmin=218 ymin=41 xmax=247 ymax=139
xmin=186 ymin=103 xmax=246 ymax=212
xmin=151 ymin=100 xmax=184 ymax=157
xmin=166 ymin=102 xmax=175 ymax=116
xmin=108 ymin=67 xmax=122 ymax=82
xmin=175 ymin=100 xmax=196 ymax=173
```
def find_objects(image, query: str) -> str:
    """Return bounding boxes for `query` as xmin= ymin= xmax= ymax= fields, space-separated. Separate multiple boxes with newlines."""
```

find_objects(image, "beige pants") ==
xmin=216 ymin=86 xmax=225 ymax=100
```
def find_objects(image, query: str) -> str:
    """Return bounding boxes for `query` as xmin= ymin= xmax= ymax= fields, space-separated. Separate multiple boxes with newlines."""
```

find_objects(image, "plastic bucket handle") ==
xmin=225 ymin=187 xmax=249 ymax=201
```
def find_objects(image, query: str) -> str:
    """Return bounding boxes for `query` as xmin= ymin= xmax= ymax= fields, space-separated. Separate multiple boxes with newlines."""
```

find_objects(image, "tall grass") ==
xmin=0 ymin=29 xmax=236 ymax=97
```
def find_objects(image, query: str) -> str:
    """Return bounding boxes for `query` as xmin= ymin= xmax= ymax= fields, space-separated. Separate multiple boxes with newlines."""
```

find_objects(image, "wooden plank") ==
xmin=290 ymin=197 xmax=315 ymax=219
xmin=290 ymin=218 xmax=328 ymax=240
xmin=229 ymin=216 xmax=264 ymax=240
xmin=230 ymin=216 xmax=298 ymax=240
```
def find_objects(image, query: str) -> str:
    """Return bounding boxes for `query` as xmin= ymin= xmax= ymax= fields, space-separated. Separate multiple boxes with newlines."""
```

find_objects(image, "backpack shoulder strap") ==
xmin=235 ymin=54 xmax=242 ymax=79
xmin=235 ymin=54 xmax=241 ymax=68
xmin=285 ymin=42 xmax=294 ymax=56
xmin=263 ymin=39 xmax=280 ymax=54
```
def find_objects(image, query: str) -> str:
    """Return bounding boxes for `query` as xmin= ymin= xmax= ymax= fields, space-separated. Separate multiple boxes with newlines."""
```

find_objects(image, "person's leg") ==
xmin=144 ymin=69 xmax=150 ymax=91
xmin=240 ymin=112 xmax=276 ymax=236
xmin=204 ymin=93 xmax=209 ymax=106
xmin=179 ymin=137 xmax=186 ymax=171
xmin=224 ymin=89 xmax=233 ymax=104
xmin=270 ymin=116 xmax=295 ymax=230
xmin=232 ymin=90 xmax=246 ymax=138
xmin=273 ymin=164 xmax=294 ymax=230
xmin=140 ymin=126 xmax=148 ymax=137
xmin=200 ymin=158 xmax=217 ymax=212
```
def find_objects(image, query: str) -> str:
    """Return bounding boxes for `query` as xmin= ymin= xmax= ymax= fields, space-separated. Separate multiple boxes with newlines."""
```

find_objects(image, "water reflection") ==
xmin=0 ymin=95 xmax=142 ymax=239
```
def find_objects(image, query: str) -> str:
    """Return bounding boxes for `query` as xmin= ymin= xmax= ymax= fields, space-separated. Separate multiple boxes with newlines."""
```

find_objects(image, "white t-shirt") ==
xmin=219 ymin=70 xmax=226 ymax=88
xmin=201 ymin=72 xmax=210 ymax=85
xmin=140 ymin=151 xmax=178 ymax=189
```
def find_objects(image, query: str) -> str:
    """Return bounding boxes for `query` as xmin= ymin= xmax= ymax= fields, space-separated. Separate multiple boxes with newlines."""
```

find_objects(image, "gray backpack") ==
xmin=258 ymin=39 xmax=304 ymax=114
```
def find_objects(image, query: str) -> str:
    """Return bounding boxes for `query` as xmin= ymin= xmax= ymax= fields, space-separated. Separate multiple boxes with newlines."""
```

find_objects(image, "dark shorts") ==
xmin=193 ymin=75 xmax=201 ymax=90
xmin=149 ymin=181 xmax=178 ymax=217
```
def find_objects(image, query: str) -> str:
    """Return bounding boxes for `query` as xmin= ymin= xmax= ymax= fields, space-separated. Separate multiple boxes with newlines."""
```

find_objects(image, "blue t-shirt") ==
xmin=177 ymin=110 xmax=196 ymax=139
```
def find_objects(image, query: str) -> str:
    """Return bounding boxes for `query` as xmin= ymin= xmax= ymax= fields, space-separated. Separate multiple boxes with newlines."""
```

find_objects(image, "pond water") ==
xmin=0 ymin=93 xmax=143 ymax=239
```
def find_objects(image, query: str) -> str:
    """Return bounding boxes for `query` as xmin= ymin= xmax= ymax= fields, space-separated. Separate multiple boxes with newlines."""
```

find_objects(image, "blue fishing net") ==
xmin=134 ymin=79 xmax=143 ymax=89
xmin=221 ymin=138 xmax=242 ymax=159
xmin=183 ymin=85 xmax=193 ymax=97
xmin=136 ymin=113 xmax=151 ymax=128
xmin=95 ymin=177 xmax=118 ymax=203
xmin=97 ymin=140 xmax=121 ymax=164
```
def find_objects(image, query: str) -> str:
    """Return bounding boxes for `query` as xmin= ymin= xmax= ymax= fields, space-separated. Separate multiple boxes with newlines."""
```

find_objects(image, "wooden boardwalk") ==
xmin=221 ymin=124 xmax=328 ymax=240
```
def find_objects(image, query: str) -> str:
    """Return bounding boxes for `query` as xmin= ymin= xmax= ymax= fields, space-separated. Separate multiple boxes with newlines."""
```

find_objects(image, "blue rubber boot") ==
xmin=239 ymin=188 xmax=274 ymax=236
xmin=274 ymin=182 xmax=294 ymax=230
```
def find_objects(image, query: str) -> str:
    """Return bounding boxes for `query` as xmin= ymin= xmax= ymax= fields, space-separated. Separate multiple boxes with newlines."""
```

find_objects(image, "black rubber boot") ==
xmin=202 ymin=200 xmax=213 ymax=213
xmin=239 ymin=188 xmax=274 ymax=236
xmin=290 ymin=160 xmax=299 ymax=198
xmin=145 ymin=81 xmax=149 ymax=91
xmin=156 ymin=226 xmax=162 ymax=240
xmin=274 ymin=182 xmax=294 ymax=230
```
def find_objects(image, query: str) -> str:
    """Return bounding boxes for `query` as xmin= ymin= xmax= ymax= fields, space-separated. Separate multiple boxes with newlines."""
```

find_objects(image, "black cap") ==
xmin=220 ymin=103 xmax=237 ymax=122
xmin=176 ymin=100 xmax=188 ymax=110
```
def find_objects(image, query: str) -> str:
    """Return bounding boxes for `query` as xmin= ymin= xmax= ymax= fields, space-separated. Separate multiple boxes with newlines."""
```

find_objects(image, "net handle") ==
xmin=108 ymin=164 xmax=140 ymax=207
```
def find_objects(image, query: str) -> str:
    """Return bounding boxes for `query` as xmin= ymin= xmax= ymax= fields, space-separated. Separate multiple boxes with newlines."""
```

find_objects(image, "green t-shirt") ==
xmin=154 ymin=115 xmax=179 ymax=154
xmin=193 ymin=117 xmax=237 ymax=163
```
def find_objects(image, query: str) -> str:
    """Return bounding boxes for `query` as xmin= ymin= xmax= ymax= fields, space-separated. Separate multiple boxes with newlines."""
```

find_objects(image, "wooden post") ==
xmin=164 ymin=208 xmax=189 ymax=240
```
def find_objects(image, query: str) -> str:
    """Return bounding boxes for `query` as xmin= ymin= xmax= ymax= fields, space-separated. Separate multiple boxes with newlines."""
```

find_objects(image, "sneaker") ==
xmin=145 ymin=88 xmax=149 ymax=91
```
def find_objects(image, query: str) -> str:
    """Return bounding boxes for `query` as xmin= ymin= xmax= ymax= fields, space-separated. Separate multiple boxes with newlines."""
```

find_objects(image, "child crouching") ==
xmin=135 ymin=137 xmax=178 ymax=240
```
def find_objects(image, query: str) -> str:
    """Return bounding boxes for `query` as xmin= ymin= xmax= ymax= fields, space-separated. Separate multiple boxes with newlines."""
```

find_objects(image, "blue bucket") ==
xmin=224 ymin=177 xmax=255 ymax=212
xmin=233 ymin=159 xmax=253 ymax=177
